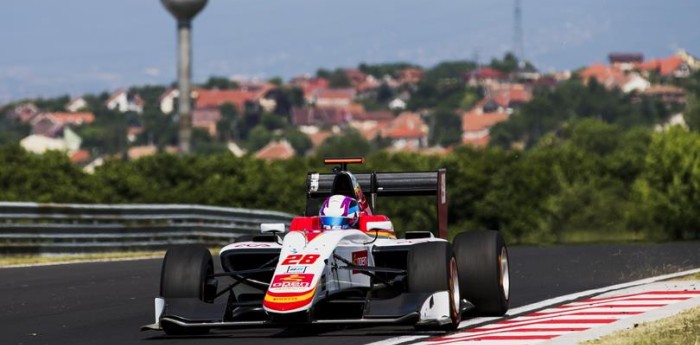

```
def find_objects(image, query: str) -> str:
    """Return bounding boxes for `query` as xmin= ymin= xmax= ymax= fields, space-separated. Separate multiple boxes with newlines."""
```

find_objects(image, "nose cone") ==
xmin=161 ymin=0 xmax=208 ymax=21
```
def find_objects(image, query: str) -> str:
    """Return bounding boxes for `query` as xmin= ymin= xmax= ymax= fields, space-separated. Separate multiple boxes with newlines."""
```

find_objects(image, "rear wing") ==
xmin=305 ymin=169 xmax=448 ymax=239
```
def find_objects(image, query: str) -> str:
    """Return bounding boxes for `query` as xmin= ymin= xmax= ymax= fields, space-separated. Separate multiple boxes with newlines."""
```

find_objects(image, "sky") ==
xmin=1 ymin=0 xmax=698 ymax=103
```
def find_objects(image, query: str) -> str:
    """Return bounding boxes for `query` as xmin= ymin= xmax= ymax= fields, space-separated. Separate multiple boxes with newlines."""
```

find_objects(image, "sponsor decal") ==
xmin=263 ymin=287 xmax=317 ymax=312
xmin=270 ymin=274 xmax=313 ymax=289
xmin=281 ymin=254 xmax=320 ymax=266
xmin=286 ymin=266 xmax=307 ymax=274
xmin=232 ymin=243 xmax=272 ymax=248
xmin=352 ymin=250 xmax=368 ymax=274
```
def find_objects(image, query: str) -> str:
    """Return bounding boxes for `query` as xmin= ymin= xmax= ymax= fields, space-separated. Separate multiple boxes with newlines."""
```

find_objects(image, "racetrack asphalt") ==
xmin=0 ymin=242 xmax=698 ymax=345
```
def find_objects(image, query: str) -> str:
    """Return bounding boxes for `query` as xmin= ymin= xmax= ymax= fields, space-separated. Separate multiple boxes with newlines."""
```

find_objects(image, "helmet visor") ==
xmin=320 ymin=216 xmax=355 ymax=228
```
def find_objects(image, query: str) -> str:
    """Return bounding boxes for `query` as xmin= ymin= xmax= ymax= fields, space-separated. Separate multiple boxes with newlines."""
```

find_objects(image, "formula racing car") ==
xmin=142 ymin=157 xmax=510 ymax=334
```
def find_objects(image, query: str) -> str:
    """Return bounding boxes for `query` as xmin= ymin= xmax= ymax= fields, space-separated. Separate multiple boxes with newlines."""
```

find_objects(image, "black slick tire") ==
xmin=407 ymin=241 xmax=461 ymax=330
xmin=159 ymin=245 xmax=214 ymax=335
xmin=453 ymin=230 xmax=509 ymax=316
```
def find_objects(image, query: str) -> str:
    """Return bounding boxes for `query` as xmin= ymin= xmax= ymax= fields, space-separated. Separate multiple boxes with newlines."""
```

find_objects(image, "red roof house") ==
xmin=254 ymin=140 xmax=296 ymax=161
xmin=461 ymin=110 xmax=509 ymax=147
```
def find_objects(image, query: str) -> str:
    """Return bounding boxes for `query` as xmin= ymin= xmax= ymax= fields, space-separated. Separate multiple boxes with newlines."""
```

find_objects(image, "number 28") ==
xmin=281 ymin=254 xmax=320 ymax=265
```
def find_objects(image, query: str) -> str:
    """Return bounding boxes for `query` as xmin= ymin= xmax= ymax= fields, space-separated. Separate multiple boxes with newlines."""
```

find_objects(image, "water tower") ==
xmin=161 ymin=0 xmax=208 ymax=154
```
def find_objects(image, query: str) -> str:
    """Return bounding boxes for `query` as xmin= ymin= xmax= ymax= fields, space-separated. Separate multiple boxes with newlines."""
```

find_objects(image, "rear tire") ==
xmin=407 ymin=241 xmax=461 ymax=330
xmin=159 ymin=245 xmax=214 ymax=335
xmin=453 ymin=231 xmax=509 ymax=316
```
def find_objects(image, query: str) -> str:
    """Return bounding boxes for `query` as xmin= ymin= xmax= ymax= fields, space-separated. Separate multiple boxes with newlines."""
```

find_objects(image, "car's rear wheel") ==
xmin=407 ymin=241 xmax=461 ymax=330
xmin=453 ymin=230 xmax=509 ymax=316
xmin=160 ymin=245 xmax=215 ymax=335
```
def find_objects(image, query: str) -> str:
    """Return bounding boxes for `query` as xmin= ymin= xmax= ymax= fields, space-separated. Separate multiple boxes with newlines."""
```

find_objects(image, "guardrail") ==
xmin=0 ymin=202 xmax=293 ymax=254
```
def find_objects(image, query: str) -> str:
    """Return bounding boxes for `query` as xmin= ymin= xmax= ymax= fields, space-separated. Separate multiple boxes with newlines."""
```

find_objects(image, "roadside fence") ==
xmin=0 ymin=202 xmax=293 ymax=254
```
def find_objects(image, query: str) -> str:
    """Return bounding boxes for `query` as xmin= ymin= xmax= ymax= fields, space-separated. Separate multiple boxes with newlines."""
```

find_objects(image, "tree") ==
xmin=217 ymin=103 xmax=240 ymax=142
xmin=285 ymin=128 xmax=312 ymax=156
xmin=428 ymin=108 xmax=462 ymax=147
xmin=358 ymin=62 xmax=419 ymax=78
xmin=631 ymin=127 xmax=700 ymax=240
xmin=246 ymin=125 xmax=272 ymax=152
xmin=260 ymin=112 xmax=287 ymax=131
xmin=201 ymin=76 xmax=239 ymax=90
xmin=315 ymin=130 xmax=371 ymax=158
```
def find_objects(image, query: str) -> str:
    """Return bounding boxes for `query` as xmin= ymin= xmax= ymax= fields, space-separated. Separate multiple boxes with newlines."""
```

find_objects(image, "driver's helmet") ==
xmin=319 ymin=195 xmax=360 ymax=230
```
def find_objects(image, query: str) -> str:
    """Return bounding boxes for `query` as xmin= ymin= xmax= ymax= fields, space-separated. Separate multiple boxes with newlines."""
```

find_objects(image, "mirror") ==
xmin=260 ymin=223 xmax=286 ymax=234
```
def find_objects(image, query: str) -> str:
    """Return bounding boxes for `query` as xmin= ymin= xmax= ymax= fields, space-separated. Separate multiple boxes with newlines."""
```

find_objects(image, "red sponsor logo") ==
xmin=271 ymin=274 xmax=313 ymax=289
xmin=352 ymin=250 xmax=368 ymax=274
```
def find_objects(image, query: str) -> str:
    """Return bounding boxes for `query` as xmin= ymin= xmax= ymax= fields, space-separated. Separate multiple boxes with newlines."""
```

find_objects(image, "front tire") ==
xmin=407 ymin=241 xmax=461 ymax=330
xmin=453 ymin=231 xmax=509 ymax=316
xmin=159 ymin=245 xmax=215 ymax=335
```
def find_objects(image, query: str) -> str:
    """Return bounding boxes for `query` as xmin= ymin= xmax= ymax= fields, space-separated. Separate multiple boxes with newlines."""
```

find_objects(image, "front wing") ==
xmin=142 ymin=290 xmax=468 ymax=331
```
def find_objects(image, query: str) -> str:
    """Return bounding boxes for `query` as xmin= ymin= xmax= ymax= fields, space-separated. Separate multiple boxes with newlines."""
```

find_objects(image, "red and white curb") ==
xmin=419 ymin=286 xmax=699 ymax=344
xmin=367 ymin=268 xmax=700 ymax=345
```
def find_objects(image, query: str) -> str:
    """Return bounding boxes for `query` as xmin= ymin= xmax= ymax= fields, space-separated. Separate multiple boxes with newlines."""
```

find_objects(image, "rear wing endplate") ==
xmin=306 ymin=169 xmax=448 ymax=239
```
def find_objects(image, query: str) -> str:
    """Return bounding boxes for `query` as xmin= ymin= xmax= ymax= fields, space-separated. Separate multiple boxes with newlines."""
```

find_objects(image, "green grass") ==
xmin=580 ymin=306 xmax=700 ymax=345
xmin=558 ymin=230 xmax=648 ymax=244
xmin=673 ymin=272 xmax=700 ymax=281
xmin=0 ymin=251 xmax=165 ymax=267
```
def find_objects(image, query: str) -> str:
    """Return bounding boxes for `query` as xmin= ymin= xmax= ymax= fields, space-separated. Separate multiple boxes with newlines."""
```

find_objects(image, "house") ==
xmin=127 ymin=126 xmax=144 ymax=143
xmin=106 ymin=89 xmax=144 ymax=113
xmin=9 ymin=103 xmax=39 ymax=122
xmin=466 ymin=67 xmax=506 ymax=87
xmin=194 ymin=89 xmax=259 ymax=113
xmin=20 ymin=135 xmax=69 ymax=153
xmin=397 ymin=67 xmax=424 ymax=85
xmin=192 ymin=108 xmax=222 ymax=137
xmin=29 ymin=112 xmax=95 ymax=138
xmin=291 ymin=107 xmax=350 ymax=127
xmin=349 ymin=120 xmax=389 ymax=141
xmin=227 ymin=141 xmax=246 ymax=157
xmin=642 ymin=85 xmax=686 ymax=106
xmin=608 ymin=53 xmax=644 ymax=71
xmin=355 ymin=75 xmax=382 ymax=93
xmin=312 ymin=88 xmax=356 ymax=108
xmin=50 ymin=112 xmax=95 ymax=126
xmin=343 ymin=69 xmax=369 ymax=87
xmin=486 ymin=84 xmax=533 ymax=113
xmin=675 ymin=49 xmax=700 ymax=69
xmin=290 ymin=75 xmax=330 ymax=104
xmin=30 ymin=114 xmax=64 ymax=137
xmin=65 ymin=97 xmax=88 ymax=112
xmin=70 ymin=149 xmax=91 ymax=164
xmin=513 ymin=65 xmax=541 ymax=82
xmin=655 ymin=113 xmax=687 ymax=132
xmin=128 ymin=145 xmax=158 ymax=160
xmin=578 ymin=64 xmax=626 ymax=89
xmin=381 ymin=112 xmax=428 ymax=150
xmin=621 ymin=73 xmax=651 ymax=93
xmin=389 ymin=98 xmax=407 ymax=111
xmin=348 ymin=111 xmax=394 ymax=141
xmin=254 ymin=140 xmax=296 ymax=161
xmin=20 ymin=127 xmax=82 ymax=154
xmin=637 ymin=55 xmax=692 ymax=78
xmin=461 ymin=110 xmax=509 ymax=147
xmin=158 ymin=88 xmax=179 ymax=114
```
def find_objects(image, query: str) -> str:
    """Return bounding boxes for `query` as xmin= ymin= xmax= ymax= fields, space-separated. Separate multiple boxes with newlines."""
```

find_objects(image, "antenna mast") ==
xmin=513 ymin=0 xmax=525 ymax=66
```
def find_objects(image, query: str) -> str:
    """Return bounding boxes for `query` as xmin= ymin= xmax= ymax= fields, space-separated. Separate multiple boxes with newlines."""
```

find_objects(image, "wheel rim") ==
xmin=499 ymin=247 xmax=510 ymax=300
xmin=449 ymin=257 xmax=460 ymax=321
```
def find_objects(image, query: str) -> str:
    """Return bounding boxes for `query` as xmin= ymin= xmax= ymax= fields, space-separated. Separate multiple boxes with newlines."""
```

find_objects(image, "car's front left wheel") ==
xmin=159 ymin=245 xmax=215 ymax=335
xmin=407 ymin=241 xmax=461 ymax=330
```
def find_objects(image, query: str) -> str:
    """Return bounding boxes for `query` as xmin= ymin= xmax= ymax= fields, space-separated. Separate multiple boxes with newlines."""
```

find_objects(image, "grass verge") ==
xmin=580 ymin=306 xmax=700 ymax=345
xmin=673 ymin=271 xmax=700 ymax=281
xmin=0 ymin=251 xmax=165 ymax=267
xmin=0 ymin=247 xmax=222 ymax=267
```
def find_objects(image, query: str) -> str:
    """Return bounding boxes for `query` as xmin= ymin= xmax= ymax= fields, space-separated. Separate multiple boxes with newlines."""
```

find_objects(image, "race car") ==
xmin=142 ymin=157 xmax=510 ymax=335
